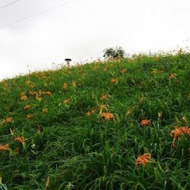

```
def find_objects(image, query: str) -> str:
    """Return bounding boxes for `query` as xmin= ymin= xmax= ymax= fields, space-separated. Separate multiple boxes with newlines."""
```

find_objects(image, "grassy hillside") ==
xmin=1 ymin=52 xmax=190 ymax=190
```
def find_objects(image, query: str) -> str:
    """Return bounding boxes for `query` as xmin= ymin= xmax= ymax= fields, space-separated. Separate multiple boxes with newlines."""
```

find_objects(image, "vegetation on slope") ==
xmin=1 ymin=51 xmax=190 ymax=189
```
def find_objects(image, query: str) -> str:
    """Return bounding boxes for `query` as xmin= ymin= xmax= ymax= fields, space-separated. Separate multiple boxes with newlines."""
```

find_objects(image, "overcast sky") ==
xmin=0 ymin=0 xmax=190 ymax=80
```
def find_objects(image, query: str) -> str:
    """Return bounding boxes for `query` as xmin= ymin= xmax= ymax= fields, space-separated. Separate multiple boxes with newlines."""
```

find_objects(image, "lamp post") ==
xmin=65 ymin=58 xmax=72 ymax=66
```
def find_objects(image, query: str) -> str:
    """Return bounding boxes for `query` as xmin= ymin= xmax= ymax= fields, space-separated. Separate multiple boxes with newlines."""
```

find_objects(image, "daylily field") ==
xmin=1 ymin=51 xmax=190 ymax=189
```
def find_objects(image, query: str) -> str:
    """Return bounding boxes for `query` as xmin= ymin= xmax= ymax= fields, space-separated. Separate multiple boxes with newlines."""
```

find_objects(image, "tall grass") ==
xmin=1 ymin=51 xmax=190 ymax=189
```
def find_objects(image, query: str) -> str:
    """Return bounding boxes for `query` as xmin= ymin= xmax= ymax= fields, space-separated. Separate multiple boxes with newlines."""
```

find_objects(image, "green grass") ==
xmin=1 ymin=51 xmax=190 ymax=189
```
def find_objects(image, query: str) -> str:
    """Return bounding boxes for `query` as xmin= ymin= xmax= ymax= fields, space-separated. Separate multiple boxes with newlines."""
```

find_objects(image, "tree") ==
xmin=115 ymin=47 xmax=125 ymax=58
xmin=103 ymin=47 xmax=125 ymax=60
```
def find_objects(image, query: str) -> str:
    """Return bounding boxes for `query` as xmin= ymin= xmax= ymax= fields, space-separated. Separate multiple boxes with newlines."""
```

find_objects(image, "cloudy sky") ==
xmin=0 ymin=0 xmax=190 ymax=80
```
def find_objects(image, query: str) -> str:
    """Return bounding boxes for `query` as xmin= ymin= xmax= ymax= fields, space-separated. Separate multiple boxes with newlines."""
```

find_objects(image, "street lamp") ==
xmin=65 ymin=58 xmax=72 ymax=66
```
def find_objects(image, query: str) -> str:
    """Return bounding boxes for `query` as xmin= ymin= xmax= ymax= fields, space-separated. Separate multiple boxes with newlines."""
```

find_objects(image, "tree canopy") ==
xmin=103 ymin=47 xmax=125 ymax=59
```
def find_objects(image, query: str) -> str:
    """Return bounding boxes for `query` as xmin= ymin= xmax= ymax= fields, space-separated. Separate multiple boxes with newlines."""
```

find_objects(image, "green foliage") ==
xmin=1 ymin=51 xmax=190 ymax=189
xmin=103 ymin=47 xmax=125 ymax=59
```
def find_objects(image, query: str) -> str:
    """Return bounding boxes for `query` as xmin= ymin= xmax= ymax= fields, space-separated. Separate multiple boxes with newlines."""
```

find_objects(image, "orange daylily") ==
xmin=85 ymin=109 xmax=96 ymax=116
xmin=100 ymin=112 xmax=114 ymax=120
xmin=27 ymin=114 xmax=33 ymax=120
xmin=120 ymin=68 xmax=127 ymax=73
xmin=3 ymin=117 xmax=13 ymax=124
xmin=136 ymin=153 xmax=151 ymax=167
xmin=85 ymin=111 xmax=92 ymax=116
xmin=40 ymin=91 xmax=51 ymax=96
xmin=169 ymin=73 xmax=177 ymax=79
xmin=140 ymin=119 xmax=151 ymax=127
xmin=63 ymin=99 xmax=70 ymax=104
xmin=36 ymin=95 xmax=42 ymax=102
xmin=24 ymin=105 xmax=31 ymax=110
xmin=14 ymin=137 xmax=26 ymax=143
xmin=100 ymin=94 xmax=109 ymax=100
xmin=42 ymin=108 xmax=48 ymax=113
xmin=25 ymin=80 xmax=34 ymax=87
xmin=29 ymin=91 xmax=45 ymax=101
xmin=111 ymin=78 xmax=118 ymax=84
xmin=14 ymin=137 xmax=26 ymax=148
xmin=63 ymin=83 xmax=68 ymax=89
xmin=20 ymin=95 xmax=28 ymax=101
xmin=0 ymin=144 xmax=9 ymax=152
xmin=170 ymin=127 xmax=190 ymax=147
xmin=29 ymin=91 xmax=38 ymax=96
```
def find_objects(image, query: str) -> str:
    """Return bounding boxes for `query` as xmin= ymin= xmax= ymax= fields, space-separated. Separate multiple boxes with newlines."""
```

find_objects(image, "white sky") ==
xmin=0 ymin=0 xmax=190 ymax=80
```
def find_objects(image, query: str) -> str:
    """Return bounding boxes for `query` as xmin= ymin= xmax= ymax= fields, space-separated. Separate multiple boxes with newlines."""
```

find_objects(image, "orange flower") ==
xmin=140 ymin=119 xmax=151 ymax=126
xmin=85 ymin=111 xmax=92 ymax=116
xmin=25 ymin=80 xmax=34 ymax=87
xmin=63 ymin=98 xmax=70 ymax=104
xmin=100 ymin=112 xmax=114 ymax=120
xmin=85 ymin=109 xmax=96 ymax=116
xmin=111 ymin=78 xmax=118 ymax=84
xmin=63 ymin=83 xmax=68 ymax=89
xmin=0 ymin=144 xmax=9 ymax=152
xmin=120 ymin=68 xmax=127 ymax=73
xmin=169 ymin=73 xmax=177 ymax=79
xmin=24 ymin=105 xmax=31 ymax=110
xmin=100 ymin=94 xmax=109 ymax=100
xmin=14 ymin=137 xmax=26 ymax=143
xmin=41 ymin=91 xmax=52 ymax=96
xmin=20 ymin=95 xmax=28 ymax=101
xmin=42 ymin=108 xmax=48 ymax=113
xmin=3 ymin=117 xmax=13 ymax=124
xmin=35 ymin=94 xmax=42 ymax=102
xmin=170 ymin=127 xmax=190 ymax=147
xmin=15 ymin=137 xmax=26 ymax=148
xmin=29 ymin=91 xmax=38 ymax=96
xmin=27 ymin=114 xmax=33 ymax=120
xmin=136 ymin=153 xmax=151 ymax=167
xmin=90 ymin=109 xmax=96 ymax=114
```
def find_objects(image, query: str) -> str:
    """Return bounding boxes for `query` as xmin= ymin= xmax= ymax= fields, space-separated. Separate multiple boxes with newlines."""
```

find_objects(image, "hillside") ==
xmin=1 ymin=52 xmax=190 ymax=190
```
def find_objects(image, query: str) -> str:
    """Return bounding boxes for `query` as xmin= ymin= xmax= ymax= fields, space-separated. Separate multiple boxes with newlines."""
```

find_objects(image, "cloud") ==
xmin=0 ymin=0 xmax=190 ymax=79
